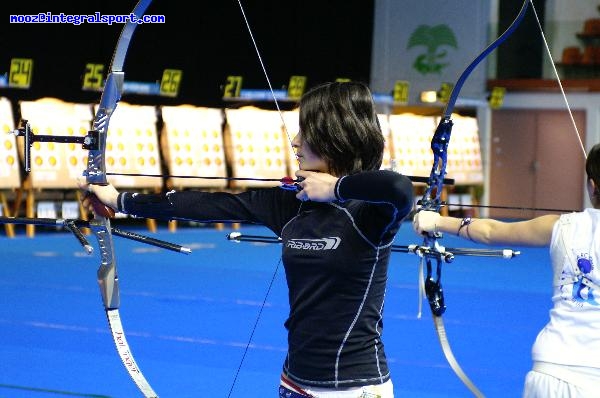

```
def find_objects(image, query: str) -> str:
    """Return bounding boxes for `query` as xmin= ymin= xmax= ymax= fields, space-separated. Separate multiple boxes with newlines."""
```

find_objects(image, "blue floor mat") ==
xmin=0 ymin=223 xmax=549 ymax=397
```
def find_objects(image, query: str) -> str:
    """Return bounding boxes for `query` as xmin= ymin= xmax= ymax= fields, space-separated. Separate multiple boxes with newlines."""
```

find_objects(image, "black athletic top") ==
xmin=117 ymin=169 xmax=414 ymax=388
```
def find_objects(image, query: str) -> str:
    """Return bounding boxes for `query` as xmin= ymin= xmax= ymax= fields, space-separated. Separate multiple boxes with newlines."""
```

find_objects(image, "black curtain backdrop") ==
xmin=1 ymin=1 xmax=375 ymax=108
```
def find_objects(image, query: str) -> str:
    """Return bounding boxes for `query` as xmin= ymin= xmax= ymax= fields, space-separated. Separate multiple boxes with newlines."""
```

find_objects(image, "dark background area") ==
xmin=1 ymin=0 xmax=544 ymax=110
xmin=497 ymin=0 xmax=545 ymax=79
xmin=1 ymin=1 xmax=376 ymax=108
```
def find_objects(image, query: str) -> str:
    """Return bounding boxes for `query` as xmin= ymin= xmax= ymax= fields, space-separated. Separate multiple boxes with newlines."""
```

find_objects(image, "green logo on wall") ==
xmin=407 ymin=24 xmax=457 ymax=75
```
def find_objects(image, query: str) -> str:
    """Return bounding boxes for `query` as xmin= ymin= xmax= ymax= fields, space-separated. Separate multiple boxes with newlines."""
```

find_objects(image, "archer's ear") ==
xmin=590 ymin=178 xmax=599 ymax=195
xmin=586 ymin=178 xmax=600 ymax=207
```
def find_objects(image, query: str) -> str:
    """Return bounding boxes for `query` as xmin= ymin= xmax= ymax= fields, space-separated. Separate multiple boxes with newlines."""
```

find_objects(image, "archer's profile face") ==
xmin=291 ymin=132 xmax=329 ymax=173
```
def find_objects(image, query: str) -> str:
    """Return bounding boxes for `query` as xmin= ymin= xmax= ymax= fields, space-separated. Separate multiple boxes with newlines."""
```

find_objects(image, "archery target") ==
xmin=281 ymin=109 xmax=300 ymax=173
xmin=378 ymin=113 xmax=393 ymax=171
xmin=225 ymin=107 xmax=290 ymax=188
xmin=95 ymin=102 xmax=162 ymax=189
xmin=387 ymin=113 xmax=483 ymax=185
xmin=388 ymin=113 xmax=438 ymax=180
xmin=0 ymin=97 xmax=20 ymax=189
xmin=447 ymin=114 xmax=483 ymax=184
xmin=18 ymin=98 xmax=93 ymax=189
xmin=161 ymin=105 xmax=227 ymax=189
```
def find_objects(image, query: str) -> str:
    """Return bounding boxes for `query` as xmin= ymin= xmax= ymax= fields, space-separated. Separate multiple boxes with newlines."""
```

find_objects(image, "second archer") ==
xmin=80 ymin=81 xmax=414 ymax=398
xmin=413 ymin=143 xmax=600 ymax=398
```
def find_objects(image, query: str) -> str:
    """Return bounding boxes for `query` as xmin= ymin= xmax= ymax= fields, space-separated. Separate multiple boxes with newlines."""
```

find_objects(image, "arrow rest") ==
xmin=280 ymin=176 xmax=303 ymax=191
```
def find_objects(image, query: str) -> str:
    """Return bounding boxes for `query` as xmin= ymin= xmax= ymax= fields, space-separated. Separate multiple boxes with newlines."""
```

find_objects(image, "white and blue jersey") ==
xmin=533 ymin=209 xmax=600 ymax=369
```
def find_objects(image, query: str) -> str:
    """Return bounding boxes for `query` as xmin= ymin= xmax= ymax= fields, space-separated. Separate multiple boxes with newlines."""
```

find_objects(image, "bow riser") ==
xmin=421 ymin=117 xmax=453 ymax=216
xmin=86 ymin=71 xmax=124 ymax=185
xmin=85 ymin=1 xmax=157 ymax=396
xmin=414 ymin=2 xmax=531 ymax=396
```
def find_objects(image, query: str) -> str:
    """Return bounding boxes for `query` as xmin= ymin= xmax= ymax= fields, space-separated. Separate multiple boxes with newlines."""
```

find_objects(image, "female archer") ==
xmin=413 ymin=143 xmax=600 ymax=397
xmin=80 ymin=81 xmax=415 ymax=397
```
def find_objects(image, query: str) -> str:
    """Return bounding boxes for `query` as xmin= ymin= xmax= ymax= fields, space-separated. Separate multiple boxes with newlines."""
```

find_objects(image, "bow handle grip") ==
xmin=84 ymin=191 xmax=116 ymax=218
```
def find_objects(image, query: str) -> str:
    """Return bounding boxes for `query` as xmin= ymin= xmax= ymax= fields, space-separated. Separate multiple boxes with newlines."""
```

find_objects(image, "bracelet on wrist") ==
xmin=457 ymin=217 xmax=472 ymax=236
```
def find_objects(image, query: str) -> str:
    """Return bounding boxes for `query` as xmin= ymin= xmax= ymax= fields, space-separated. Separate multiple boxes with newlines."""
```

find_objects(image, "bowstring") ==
xmin=529 ymin=0 xmax=587 ymax=159
xmin=236 ymin=0 xmax=298 ymax=160
xmin=227 ymin=2 xmax=299 ymax=397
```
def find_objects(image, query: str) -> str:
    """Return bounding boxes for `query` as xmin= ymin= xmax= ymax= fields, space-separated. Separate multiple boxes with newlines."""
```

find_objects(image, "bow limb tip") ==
xmin=227 ymin=232 xmax=242 ymax=242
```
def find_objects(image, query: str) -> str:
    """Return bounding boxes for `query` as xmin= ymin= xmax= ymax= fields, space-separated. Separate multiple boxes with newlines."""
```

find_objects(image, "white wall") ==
xmin=543 ymin=0 xmax=600 ymax=78
xmin=370 ymin=0 xmax=491 ymax=104
xmin=372 ymin=0 xmax=600 ymax=98
xmin=372 ymin=0 xmax=600 ymax=210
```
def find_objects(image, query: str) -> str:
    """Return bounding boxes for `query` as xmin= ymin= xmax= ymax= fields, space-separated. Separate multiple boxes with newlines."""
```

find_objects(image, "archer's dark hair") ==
xmin=298 ymin=81 xmax=384 ymax=176
xmin=586 ymin=143 xmax=600 ymax=190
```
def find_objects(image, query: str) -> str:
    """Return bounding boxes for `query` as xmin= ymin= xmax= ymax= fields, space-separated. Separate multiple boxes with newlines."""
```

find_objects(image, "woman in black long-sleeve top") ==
xmin=81 ymin=81 xmax=414 ymax=398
